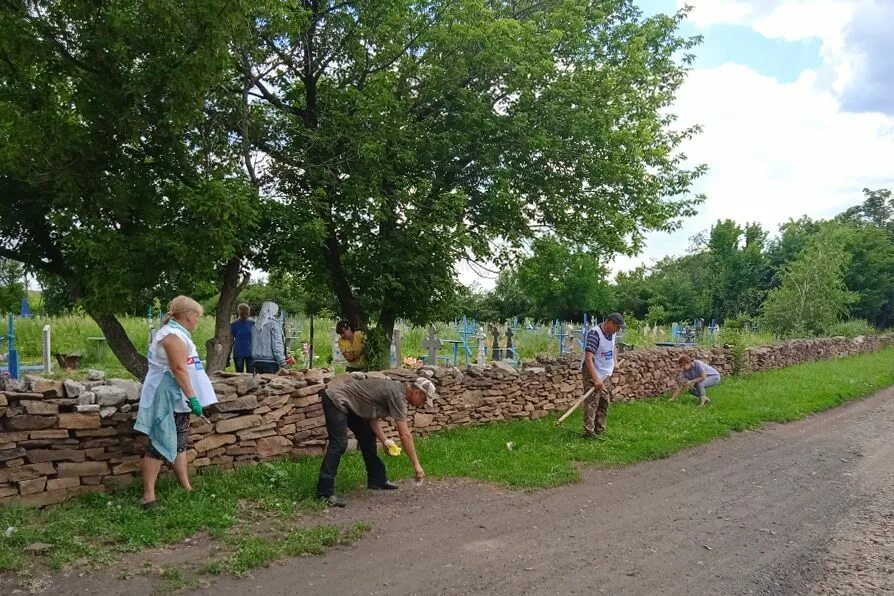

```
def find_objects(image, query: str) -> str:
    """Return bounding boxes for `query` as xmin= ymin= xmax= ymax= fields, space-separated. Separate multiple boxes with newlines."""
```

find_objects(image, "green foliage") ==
xmin=761 ymin=231 xmax=858 ymax=337
xmin=825 ymin=319 xmax=875 ymax=338
xmin=0 ymin=257 xmax=24 ymax=314
xmin=513 ymin=237 xmax=614 ymax=322
xmin=252 ymin=1 xmax=704 ymax=330
xmin=363 ymin=326 xmax=392 ymax=371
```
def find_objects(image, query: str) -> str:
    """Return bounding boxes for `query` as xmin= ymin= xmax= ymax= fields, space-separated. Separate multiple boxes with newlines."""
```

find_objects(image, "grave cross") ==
xmin=423 ymin=325 xmax=442 ymax=365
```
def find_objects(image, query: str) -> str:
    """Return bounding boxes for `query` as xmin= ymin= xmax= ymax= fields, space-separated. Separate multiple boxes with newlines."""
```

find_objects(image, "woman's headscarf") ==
xmin=255 ymin=301 xmax=280 ymax=332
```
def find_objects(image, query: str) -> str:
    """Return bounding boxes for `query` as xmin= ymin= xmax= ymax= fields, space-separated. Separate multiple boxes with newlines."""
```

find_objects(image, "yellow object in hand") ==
xmin=384 ymin=439 xmax=402 ymax=457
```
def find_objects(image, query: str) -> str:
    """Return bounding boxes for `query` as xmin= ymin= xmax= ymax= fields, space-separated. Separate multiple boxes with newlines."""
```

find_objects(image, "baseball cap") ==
xmin=606 ymin=313 xmax=625 ymax=326
xmin=413 ymin=377 xmax=438 ymax=407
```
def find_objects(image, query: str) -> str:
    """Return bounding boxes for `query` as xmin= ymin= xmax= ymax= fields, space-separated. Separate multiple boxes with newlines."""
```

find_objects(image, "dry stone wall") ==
xmin=1 ymin=335 xmax=890 ymax=507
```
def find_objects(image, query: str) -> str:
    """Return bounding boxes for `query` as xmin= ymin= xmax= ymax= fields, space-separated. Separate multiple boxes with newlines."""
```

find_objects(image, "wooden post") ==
xmin=42 ymin=325 xmax=51 ymax=374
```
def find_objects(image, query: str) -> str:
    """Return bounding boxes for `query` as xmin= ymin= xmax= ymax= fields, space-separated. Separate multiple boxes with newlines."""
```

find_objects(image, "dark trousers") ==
xmin=233 ymin=356 xmax=252 ymax=373
xmin=316 ymin=394 xmax=388 ymax=497
xmin=252 ymin=360 xmax=279 ymax=374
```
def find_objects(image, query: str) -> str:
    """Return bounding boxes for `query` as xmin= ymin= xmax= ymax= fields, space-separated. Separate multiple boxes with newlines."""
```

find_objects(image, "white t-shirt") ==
xmin=582 ymin=324 xmax=616 ymax=381
xmin=139 ymin=322 xmax=217 ymax=412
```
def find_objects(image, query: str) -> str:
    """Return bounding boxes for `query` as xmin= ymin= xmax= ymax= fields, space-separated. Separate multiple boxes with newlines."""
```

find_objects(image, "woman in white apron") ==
xmin=135 ymin=296 xmax=217 ymax=510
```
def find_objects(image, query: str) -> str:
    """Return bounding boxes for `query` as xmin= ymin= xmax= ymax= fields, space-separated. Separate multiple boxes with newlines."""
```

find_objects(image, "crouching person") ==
xmin=135 ymin=296 xmax=218 ymax=510
xmin=669 ymin=354 xmax=721 ymax=407
xmin=316 ymin=377 xmax=438 ymax=507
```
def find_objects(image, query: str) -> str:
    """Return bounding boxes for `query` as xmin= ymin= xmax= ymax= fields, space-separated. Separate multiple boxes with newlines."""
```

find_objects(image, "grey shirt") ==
xmin=326 ymin=378 xmax=408 ymax=421
xmin=680 ymin=360 xmax=720 ymax=382
xmin=251 ymin=321 xmax=286 ymax=366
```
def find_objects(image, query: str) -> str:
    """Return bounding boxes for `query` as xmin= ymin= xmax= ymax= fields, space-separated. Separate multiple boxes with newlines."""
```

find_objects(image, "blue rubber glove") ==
xmin=187 ymin=396 xmax=203 ymax=417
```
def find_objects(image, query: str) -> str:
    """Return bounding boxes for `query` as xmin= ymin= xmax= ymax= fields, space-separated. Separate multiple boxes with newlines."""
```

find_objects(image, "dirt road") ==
xmin=202 ymin=388 xmax=894 ymax=596
xmin=40 ymin=387 xmax=894 ymax=595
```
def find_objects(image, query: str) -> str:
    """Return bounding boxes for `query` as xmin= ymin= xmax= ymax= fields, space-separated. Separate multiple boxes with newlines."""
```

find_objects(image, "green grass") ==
xmin=2 ymin=349 xmax=893 ymax=577
xmin=202 ymin=523 xmax=370 ymax=577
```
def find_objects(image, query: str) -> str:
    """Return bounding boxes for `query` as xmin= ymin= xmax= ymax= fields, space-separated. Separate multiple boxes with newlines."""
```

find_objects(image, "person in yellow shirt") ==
xmin=336 ymin=320 xmax=366 ymax=371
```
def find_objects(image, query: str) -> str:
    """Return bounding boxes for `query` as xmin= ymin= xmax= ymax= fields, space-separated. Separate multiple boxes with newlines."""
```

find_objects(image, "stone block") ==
xmin=57 ymin=412 xmax=101 ymax=429
xmin=57 ymin=461 xmax=110 ymax=478
xmin=262 ymin=405 xmax=294 ymax=424
xmin=293 ymin=384 xmax=325 ymax=398
xmin=100 ymin=407 xmax=117 ymax=419
xmin=8 ymin=485 xmax=103 ymax=507
xmin=109 ymin=379 xmax=142 ymax=402
xmin=216 ymin=414 xmax=262 ymax=434
xmin=94 ymin=386 xmax=127 ymax=407
xmin=28 ymin=377 xmax=64 ymax=398
xmin=214 ymin=395 xmax=259 ymax=413
xmin=17 ymin=476 xmax=48 ymax=495
xmin=47 ymin=477 xmax=80 ymax=491
xmin=257 ymin=436 xmax=292 ymax=458
xmin=194 ymin=434 xmax=237 ymax=454
xmin=22 ymin=401 xmax=58 ymax=416
xmin=228 ymin=375 xmax=261 ymax=396
xmin=26 ymin=449 xmax=86 ymax=464
xmin=63 ymin=380 xmax=86 ymax=399
xmin=6 ymin=415 xmax=58 ymax=431
xmin=414 ymin=413 xmax=434 ymax=428
xmin=0 ymin=462 xmax=55 ymax=484
xmin=0 ymin=448 xmax=26 ymax=462
xmin=78 ymin=392 xmax=96 ymax=406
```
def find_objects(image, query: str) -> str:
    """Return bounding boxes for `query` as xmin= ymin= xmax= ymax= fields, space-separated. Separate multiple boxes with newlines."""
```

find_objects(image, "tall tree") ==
xmin=514 ymin=237 xmax=614 ymax=322
xmin=761 ymin=231 xmax=857 ymax=337
xmin=247 ymin=1 xmax=705 ymax=339
xmin=0 ymin=1 xmax=260 ymax=377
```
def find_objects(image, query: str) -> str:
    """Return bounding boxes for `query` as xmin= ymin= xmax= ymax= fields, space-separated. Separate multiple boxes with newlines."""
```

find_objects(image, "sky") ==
xmin=459 ymin=0 xmax=894 ymax=289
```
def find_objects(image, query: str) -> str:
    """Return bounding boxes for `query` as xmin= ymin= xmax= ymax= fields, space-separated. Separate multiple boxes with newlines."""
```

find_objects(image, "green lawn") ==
xmin=2 ymin=348 xmax=892 ymax=578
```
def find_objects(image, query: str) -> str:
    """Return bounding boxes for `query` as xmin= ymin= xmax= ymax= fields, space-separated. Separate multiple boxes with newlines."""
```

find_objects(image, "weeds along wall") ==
xmin=1 ymin=335 xmax=890 ymax=507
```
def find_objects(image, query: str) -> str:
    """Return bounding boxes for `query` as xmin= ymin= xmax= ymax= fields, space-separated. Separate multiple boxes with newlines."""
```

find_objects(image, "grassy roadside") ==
xmin=2 ymin=348 xmax=893 ymax=581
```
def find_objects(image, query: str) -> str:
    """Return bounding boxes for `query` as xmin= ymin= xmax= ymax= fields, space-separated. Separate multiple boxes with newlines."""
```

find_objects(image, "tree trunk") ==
xmin=205 ymin=257 xmax=249 ymax=373
xmin=89 ymin=311 xmax=148 ymax=380
xmin=321 ymin=232 xmax=368 ymax=329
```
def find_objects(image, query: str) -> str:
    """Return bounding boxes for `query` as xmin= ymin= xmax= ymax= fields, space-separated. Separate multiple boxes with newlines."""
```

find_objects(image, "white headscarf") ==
xmin=255 ymin=301 xmax=279 ymax=332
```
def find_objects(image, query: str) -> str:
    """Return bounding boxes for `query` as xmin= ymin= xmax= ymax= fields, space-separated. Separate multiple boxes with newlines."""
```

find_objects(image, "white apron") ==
xmin=139 ymin=321 xmax=218 ymax=411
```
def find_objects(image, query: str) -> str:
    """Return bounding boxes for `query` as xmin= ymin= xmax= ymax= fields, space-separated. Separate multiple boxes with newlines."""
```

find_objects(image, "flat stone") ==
xmin=28 ymin=430 xmax=69 ymax=439
xmin=23 ymin=401 xmax=59 ymax=416
xmin=99 ymin=407 xmax=117 ymax=419
xmin=94 ymin=386 xmax=127 ymax=407
xmin=0 ymin=463 xmax=55 ymax=484
xmin=57 ymin=412 xmax=101 ymax=429
xmin=214 ymin=395 xmax=258 ymax=413
xmin=257 ymin=436 xmax=292 ymax=458
xmin=24 ymin=542 xmax=54 ymax=553
xmin=108 ymin=379 xmax=142 ymax=402
xmin=57 ymin=461 xmax=110 ymax=478
xmin=0 ymin=448 xmax=26 ymax=462
xmin=414 ymin=413 xmax=435 ymax=428
xmin=77 ymin=391 xmax=96 ymax=406
xmin=8 ymin=485 xmax=103 ymax=507
xmin=228 ymin=375 xmax=261 ymax=396
xmin=75 ymin=404 xmax=101 ymax=413
xmin=46 ymin=477 xmax=80 ymax=490
xmin=27 ymin=377 xmax=64 ymax=398
xmin=293 ymin=384 xmax=325 ymax=398
xmin=25 ymin=449 xmax=86 ymax=464
xmin=216 ymin=414 xmax=262 ymax=434
xmin=194 ymin=434 xmax=237 ymax=453
xmin=17 ymin=476 xmax=48 ymax=496
xmin=64 ymin=380 xmax=86 ymax=398
xmin=6 ymin=415 xmax=58 ymax=431
xmin=3 ymin=392 xmax=45 ymax=400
